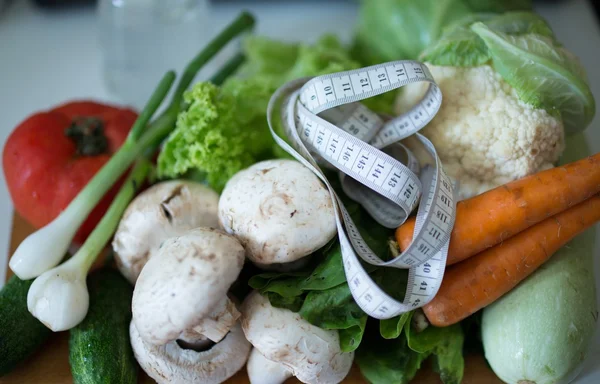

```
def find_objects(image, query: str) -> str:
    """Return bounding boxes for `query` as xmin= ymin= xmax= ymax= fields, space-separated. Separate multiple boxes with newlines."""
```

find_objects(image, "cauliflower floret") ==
xmin=396 ymin=64 xmax=564 ymax=199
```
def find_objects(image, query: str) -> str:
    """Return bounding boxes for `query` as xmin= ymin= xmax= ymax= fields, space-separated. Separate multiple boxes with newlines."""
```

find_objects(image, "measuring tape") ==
xmin=266 ymin=61 xmax=457 ymax=319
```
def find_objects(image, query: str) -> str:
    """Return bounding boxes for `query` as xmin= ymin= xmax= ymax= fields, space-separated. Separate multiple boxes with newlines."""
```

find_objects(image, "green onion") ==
xmin=9 ymin=11 xmax=255 ymax=282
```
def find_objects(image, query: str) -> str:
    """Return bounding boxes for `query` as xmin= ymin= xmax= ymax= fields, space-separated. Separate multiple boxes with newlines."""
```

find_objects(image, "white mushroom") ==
xmin=247 ymin=348 xmax=293 ymax=384
xmin=132 ymin=227 xmax=245 ymax=344
xmin=219 ymin=159 xmax=336 ymax=270
xmin=130 ymin=227 xmax=250 ymax=383
xmin=241 ymin=291 xmax=354 ymax=384
xmin=130 ymin=321 xmax=250 ymax=384
xmin=113 ymin=180 xmax=220 ymax=283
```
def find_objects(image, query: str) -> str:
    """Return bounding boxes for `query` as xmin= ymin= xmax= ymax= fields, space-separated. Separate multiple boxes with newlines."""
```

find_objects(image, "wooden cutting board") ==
xmin=1 ymin=213 xmax=503 ymax=384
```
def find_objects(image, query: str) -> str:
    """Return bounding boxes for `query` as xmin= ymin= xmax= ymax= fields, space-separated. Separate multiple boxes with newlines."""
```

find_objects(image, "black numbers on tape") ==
xmin=353 ymin=277 xmax=361 ymax=288
xmin=412 ymin=298 xmax=421 ymax=307
xmin=413 ymin=66 xmax=423 ymax=75
xmin=442 ymin=179 xmax=449 ymax=190
xmin=347 ymin=124 xmax=360 ymax=135
xmin=419 ymin=281 xmax=428 ymax=291
xmin=403 ymin=183 xmax=415 ymax=199
xmin=311 ymin=94 xmax=316 ymax=101
xmin=440 ymin=194 xmax=451 ymax=207
xmin=397 ymin=121 xmax=410 ymax=131
xmin=342 ymin=146 xmax=354 ymax=162
xmin=343 ymin=82 xmax=351 ymax=92
xmin=378 ymin=305 xmax=388 ymax=314
xmin=360 ymin=78 xmax=370 ymax=87
xmin=372 ymin=163 xmax=384 ymax=179
xmin=378 ymin=73 xmax=387 ymax=82
xmin=396 ymin=67 xmax=405 ymax=76
xmin=358 ymin=113 xmax=370 ymax=123
xmin=422 ymin=263 xmax=431 ymax=273
xmin=357 ymin=154 xmax=368 ymax=170
xmin=324 ymin=85 xmax=333 ymax=96
xmin=436 ymin=210 xmax=448 ymax=224
xmin=364 ymin=293 xmax=373 ymax=303
xmin=428 ymin=226 xmax=441 ymax=240
xmin=329 ymin=138 xmax=339 ymax=152
xmin=418 ymin=243 xmax=431 ymax=255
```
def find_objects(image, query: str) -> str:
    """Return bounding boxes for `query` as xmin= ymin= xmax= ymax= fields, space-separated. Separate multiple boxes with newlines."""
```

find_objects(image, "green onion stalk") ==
xmin=11 ymin=13 xmax=253 ymax=331
xmin=9 ymin=11 xmax=255 ymax=281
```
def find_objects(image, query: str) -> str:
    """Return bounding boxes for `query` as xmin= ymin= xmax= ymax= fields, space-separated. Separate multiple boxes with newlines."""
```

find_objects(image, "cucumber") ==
xmin=482 ymin=133 xmax=599 ymax=384
xmin=69 ymin=268 xmax=137 ymax=384
xmin=0 ymin=275 xmax=51 ymax=376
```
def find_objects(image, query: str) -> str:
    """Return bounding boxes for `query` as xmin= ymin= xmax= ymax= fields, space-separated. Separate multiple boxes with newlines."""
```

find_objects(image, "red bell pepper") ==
xmin=2 ymin=100 xmax=138 ymax=244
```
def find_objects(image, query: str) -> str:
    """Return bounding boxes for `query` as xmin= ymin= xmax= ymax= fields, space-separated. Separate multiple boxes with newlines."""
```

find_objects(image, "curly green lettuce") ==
xmin=157 ymin=80 xmax=276 ymax=191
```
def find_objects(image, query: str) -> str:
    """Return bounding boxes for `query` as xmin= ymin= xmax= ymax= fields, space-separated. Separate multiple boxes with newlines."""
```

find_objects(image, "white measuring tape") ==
xmin=266 ymin=61 xmax=457 ymax=319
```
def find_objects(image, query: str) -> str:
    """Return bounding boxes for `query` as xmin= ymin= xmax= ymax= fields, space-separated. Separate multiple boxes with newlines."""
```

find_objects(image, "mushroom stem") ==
xmin=241 ymin=291 xmax=355 ymax=384
xmin=190 ymin=296 xmax=241 ymax=343
xmin=247 ymin=348 xmax=293 ymax=384
xmin=176 ymin=335 xmax=214 ymax=351
xmin=131 ymin=321 xmax=251 ymax=384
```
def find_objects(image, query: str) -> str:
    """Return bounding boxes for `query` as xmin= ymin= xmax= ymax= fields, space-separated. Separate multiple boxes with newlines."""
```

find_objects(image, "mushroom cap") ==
xmin=247 ymin=348 xmax=293 ymax=384
xmin=113 ymin=180 xmax=220 ymax=283
xmin=132 ymin=228 xmax=245 ymax=346
xmin=241 ymin=291 xmax=354 ymax=384
xmin=130 ymin=320 xmax=251 ymax=384
xmin=219 ymin=159 xmax=336 ymax=265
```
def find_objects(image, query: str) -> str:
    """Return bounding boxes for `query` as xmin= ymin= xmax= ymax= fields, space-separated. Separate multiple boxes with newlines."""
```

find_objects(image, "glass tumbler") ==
xmin=98 ymin=0 xmax=210 ymax=109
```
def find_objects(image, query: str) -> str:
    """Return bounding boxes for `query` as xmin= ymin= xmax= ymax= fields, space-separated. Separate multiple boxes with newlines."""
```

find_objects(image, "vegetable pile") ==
xmin=1 ymin=2 xmax=599 ymax=384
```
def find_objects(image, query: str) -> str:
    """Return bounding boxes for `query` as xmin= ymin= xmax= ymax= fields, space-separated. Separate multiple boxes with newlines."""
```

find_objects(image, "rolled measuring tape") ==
xmin=266 ymin=61 xmax=457 ymax=320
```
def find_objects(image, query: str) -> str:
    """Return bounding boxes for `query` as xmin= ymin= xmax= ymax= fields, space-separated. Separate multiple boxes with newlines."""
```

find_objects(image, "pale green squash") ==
xmin=482 ymin=133 xmax=599 ymax=384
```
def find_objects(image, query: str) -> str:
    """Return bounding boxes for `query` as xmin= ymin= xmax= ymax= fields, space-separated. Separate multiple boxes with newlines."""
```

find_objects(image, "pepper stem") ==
xmin=64 ymin=117 xmax=109 ymax=156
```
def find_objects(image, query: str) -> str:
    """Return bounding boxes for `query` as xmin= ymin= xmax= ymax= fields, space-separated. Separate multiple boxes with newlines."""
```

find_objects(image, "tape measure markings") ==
xmin=266 ymin=61 xmax=457 ymax=319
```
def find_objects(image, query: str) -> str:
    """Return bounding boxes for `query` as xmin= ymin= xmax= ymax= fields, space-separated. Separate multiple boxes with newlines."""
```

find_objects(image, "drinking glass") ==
xmin=98 ymin=0 xmax=210 ymax=109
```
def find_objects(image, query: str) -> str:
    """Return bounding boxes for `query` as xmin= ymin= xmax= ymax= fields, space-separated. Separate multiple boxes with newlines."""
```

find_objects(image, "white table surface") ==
xmin=0 ymin=0 xmax=599 ymax=382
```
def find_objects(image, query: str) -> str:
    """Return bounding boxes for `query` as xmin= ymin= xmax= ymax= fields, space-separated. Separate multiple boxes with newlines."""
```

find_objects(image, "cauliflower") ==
xmin=395 ymin=64 xmax=564 ymax=198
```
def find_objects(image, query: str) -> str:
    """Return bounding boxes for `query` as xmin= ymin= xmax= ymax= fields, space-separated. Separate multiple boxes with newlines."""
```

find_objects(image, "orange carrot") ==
xmin=397 ymin=153 xmax=600 ymax=265
xmin=422 ymin=194 xmax=600 ymax=327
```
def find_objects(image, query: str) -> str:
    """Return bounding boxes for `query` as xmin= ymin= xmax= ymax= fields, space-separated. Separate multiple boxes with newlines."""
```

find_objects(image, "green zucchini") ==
xmin=0 ymin=275 xmax=52 ymax=376
xmin=69 ymin=268 xmax=137 ymax=384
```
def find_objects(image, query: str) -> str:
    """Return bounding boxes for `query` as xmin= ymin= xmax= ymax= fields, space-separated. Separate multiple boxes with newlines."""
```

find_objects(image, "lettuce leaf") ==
xmin=300 ymin=284 xmax=368 ymax=352
xmin=356 ymin=335 xmax=428 ymax=384
xmin=421 ymin=11 xmax=595 ymax=134
xmin=472 ymin=21 xmax=595 ymax=134
xmin=357 ymin=311 xmax=465 ymax=384
xmin=352 ymin=0 xmax=532 ymax=65
xmin=421 ymin=12 xmax=555 ymax=66
xmin=405 ymin=320 xmax=465 ymax=384
xmin=156 ymin=79 xmax=276 ymax=191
